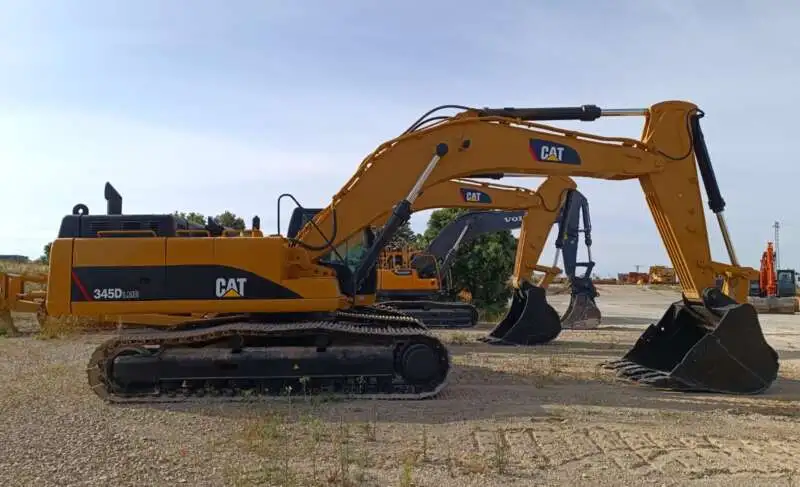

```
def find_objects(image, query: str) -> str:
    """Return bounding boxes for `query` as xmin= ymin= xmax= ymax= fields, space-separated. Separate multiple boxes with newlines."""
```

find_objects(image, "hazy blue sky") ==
xmin=1 ymin=0 xmax=797 ymax=276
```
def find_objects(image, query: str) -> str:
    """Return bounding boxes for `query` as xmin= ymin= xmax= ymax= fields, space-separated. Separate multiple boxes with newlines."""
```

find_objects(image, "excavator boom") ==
xmin=45 ymin=100 xmax=778 ymax=403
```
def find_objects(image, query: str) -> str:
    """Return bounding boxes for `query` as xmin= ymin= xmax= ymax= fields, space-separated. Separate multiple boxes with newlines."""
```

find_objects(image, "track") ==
xmin=86 ymin=305 xmax=451 ymax=403
xmin=378 ymin=300 xmax=479 ymax=328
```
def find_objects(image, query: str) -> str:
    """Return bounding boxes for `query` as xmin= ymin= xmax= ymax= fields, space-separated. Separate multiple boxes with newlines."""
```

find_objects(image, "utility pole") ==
xmin=773 ymin=221 xmax=781 ymax=271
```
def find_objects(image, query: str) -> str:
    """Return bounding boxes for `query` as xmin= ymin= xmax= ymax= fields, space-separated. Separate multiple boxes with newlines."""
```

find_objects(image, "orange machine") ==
xmin=759 ymin=242 xmax=778 ymax=297
xmin=747 ymin=241 xmax=797 ymax=313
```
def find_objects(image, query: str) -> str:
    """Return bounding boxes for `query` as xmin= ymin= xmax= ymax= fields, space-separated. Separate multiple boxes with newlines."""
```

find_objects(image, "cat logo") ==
xmin=215 ymin=277 xmax=247 ymax=298
xmin=539 ymin=145 xmax=565 ymax=161
xmin=464 ymin=191 xmax=483 ymax=202
xmin=529 ymin=139 xmax=581 ymax=165
xmin=459 ymin=187 xmax=492 ymax=203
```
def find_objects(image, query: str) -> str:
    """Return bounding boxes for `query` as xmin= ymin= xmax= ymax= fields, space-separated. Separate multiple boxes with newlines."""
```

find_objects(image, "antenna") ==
xmin=773 ymin=221 xmax=781 ymax=270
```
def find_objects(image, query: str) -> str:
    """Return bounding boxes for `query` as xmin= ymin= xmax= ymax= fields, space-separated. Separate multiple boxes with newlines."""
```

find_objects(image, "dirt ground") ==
xmin=0 ymin=285 xmax=798 ymax=487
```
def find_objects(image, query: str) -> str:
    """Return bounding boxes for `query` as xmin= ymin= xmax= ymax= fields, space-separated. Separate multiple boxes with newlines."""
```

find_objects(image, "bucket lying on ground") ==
xmin=479 ymin=281 xmax=562 ymax=345
xmin=603 ymin=287 xmax=779 ymax=395
xmin=561 ymin=277 xmax=602 ymax=330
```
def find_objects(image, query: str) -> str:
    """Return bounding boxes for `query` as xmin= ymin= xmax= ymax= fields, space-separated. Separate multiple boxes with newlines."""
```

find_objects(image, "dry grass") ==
xmin=1 ymin=278 xmax=800 ymax=486
xmin=0 ymin=260 xmax=48 ymax=275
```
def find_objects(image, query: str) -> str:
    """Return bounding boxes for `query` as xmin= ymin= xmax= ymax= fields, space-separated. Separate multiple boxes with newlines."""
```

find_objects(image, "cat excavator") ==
xmin=43 ymin=100 xmax=778 ymax=402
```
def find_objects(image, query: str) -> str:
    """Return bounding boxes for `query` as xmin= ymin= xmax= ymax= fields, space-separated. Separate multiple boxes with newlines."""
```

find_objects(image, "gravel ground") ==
xmin=1 ymin=285 xmax=799 ymax=486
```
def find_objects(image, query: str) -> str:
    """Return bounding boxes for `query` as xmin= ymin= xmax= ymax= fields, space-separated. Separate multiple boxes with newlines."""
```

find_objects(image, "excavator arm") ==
xmin=292 ymin=100 xmax=776 ymax=394
xmin=294 ymin=101 xmax=755 ymax=304
xmin=551 ymin=190 xmax=602 ymax=330
xmin=414 ymin=209 xmax=526 ymax=279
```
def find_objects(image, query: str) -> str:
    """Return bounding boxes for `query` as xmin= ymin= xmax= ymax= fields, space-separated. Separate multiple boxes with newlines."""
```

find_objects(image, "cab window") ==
xmin=320 ymin=231 xmax=368 ymax=273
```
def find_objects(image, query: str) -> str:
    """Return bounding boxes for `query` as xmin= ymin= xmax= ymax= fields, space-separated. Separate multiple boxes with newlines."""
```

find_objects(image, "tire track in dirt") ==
xmin=471 ymin=424 xmax=800 ymax=479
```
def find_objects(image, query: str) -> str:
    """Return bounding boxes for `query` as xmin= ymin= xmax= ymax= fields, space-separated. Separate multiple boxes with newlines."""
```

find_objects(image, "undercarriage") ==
xmin=87 ymin=305 xmax=451 ymax=403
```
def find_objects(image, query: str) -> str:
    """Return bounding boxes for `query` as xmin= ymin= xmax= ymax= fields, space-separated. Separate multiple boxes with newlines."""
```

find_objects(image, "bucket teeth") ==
xmin=560 ymin=277 xmax=602 ymax=330
xmin=601 ymin=359 xmax=631 ymax=369
xmin=561 ymin=294 xmax=602 ymax=329
xmin=481 ymin=282 xmax=561 ymax=345
xmin=603 ymin=287 xmax=780 ymax=395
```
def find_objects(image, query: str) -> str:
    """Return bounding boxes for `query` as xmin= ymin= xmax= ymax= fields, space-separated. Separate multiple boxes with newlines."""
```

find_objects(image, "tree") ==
xmin=215 ymin=211 xmax=246 ymax=231
xmin=384 ymin=221 xmax=419 ymax=251
xmin=420 ymin=208 xmax=517 ymax=309
xmin=173 ymin=211 xmax=246 ymax=230
xmin=38 ymin=242 xmax=52 ymax=265
xmin=173 ymin=211 xmax=206 ymax=226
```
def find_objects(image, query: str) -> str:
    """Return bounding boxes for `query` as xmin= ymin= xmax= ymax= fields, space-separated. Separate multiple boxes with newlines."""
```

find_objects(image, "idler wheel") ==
xmin=398 ymin=343 xmax=440 ymax=385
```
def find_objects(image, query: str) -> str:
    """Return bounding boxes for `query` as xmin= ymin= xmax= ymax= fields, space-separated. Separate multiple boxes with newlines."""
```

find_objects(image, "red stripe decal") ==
xmin=71 ymin=271 xmax=92 ymax=301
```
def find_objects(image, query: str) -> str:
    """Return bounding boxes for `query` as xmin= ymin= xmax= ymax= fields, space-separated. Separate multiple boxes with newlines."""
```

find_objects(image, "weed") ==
xmin=420 ymin=426 xmax=429 ymax=461
xmin=363 ymin=404 xmax=378 ymax=441
xmin=447 ymin=332 xmax=471 ymax=345
xmin=492 ymin=429 xmax=510 ymax=474
xmin=229 ymin=463 xmax=298 ymax=487
xmin=300 ymin=413 xmax=326 ymax=443
xmin=260 ymin=413 xmax=285 ymax=441
xmin=460 ymin=455 xmax=488 ymax=474
xmin=547 ymin=355 xmax=567 ymax=376
xmin=399 ymin=457 xmax=414 ymax=487
xmin=478 ymin=303 xmax=509 ymax=323
xmin=446 ymin=440 xmax=456 ymax=478
xmin=329 ymin=418 xmax=352 ymax=486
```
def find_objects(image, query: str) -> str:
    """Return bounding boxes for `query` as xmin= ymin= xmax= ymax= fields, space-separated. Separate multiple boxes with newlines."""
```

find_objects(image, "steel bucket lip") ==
xmin=602 ymin=287 xmax=780 ymax=395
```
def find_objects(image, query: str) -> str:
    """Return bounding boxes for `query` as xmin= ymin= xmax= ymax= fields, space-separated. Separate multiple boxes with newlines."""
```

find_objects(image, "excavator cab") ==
xmin=285 ymin=206 xmax=378 ymax=299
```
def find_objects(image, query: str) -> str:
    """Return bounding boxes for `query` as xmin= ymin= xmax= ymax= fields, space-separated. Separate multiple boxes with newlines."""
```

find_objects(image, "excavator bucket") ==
xmin=560 ymin=277 xmax=601 ymax=330
xmin=603 ymin=287 xmax=779 ymax=394
xmin=479 ymin=281 xmax=562 ymax=345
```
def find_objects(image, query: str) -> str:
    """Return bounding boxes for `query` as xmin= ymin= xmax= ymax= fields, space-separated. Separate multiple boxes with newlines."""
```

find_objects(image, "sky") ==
xmin=1 ymin=0 xmax=798 ymax=277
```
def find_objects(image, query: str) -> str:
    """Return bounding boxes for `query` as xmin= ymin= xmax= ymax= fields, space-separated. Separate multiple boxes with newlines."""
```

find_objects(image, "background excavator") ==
xmin=747 ymin=241 xmax=798 ymax=314
xmin=381 ymin=187 xmax=601 ymax=335
xmin=42 ymin=100 xmax=778 ymax=403
xmin=286 ymin=176 xmax=577 ymax=330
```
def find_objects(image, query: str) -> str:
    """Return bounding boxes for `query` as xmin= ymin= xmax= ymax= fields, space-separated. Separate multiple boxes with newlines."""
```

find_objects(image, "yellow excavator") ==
xmin=44 ymin=100 xmax=777 ymax=402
